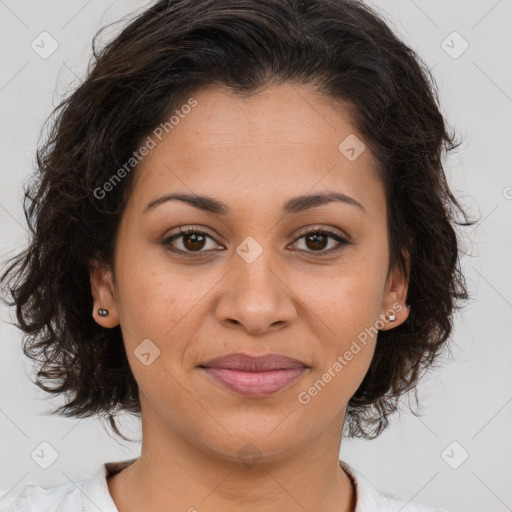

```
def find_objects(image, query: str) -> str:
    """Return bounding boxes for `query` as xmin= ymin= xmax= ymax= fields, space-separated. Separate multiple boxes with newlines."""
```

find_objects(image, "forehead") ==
xmin=129 ymin=83 xmax=384 ymax=218
xmin=159 ymin=83 xmax=363 ymax=153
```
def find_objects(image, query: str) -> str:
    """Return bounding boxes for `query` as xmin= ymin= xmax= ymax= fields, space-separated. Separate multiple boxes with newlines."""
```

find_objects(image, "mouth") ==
xmin=199 ymin=353 xmax=309 ymax=398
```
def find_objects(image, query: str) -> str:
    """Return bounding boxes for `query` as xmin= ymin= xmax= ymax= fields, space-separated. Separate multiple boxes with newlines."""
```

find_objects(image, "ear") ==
xmin=379 ymin=248 xmax=411 ymax=331
xmin=89 ymin=258 xmax=120 ymax=328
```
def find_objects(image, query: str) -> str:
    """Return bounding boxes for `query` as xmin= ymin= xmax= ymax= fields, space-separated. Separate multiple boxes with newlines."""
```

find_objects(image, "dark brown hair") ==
xmin=1 ymin=0 xmax=476 ymax=441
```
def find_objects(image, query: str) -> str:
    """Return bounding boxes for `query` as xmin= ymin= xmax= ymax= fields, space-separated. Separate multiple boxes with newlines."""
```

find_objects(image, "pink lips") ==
xmin=200 ymin=353 xmax=308 ymax=398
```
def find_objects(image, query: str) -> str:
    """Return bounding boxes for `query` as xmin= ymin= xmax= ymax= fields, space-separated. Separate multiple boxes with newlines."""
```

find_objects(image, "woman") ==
xmin=0 ymin=0 xmax=474 ymax=510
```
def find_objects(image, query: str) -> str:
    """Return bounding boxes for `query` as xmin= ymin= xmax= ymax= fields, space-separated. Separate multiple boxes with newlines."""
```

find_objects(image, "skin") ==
xmin=90 ymin=83 xmax=410 ymax=512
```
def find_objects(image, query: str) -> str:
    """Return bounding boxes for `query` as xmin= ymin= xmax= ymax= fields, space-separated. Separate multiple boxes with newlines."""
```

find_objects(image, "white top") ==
xmin=0 ymin=458 xmax=447 ymax=512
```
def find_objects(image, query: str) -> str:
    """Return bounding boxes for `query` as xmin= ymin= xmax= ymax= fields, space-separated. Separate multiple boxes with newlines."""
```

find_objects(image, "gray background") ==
xmin=1 ymin=1 xmax=511 ymax=511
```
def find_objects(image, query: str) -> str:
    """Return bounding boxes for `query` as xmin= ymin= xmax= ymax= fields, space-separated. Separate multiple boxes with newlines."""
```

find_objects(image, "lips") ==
xmin=201 ymin=353 xmax=307 ymax=371
xmin=199 ymin=353 xmax=308 ymax=397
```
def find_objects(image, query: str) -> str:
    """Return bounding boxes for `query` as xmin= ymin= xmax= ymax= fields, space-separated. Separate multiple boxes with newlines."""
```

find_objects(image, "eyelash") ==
xmin=161 ymin=226 xmax=351 ymax=257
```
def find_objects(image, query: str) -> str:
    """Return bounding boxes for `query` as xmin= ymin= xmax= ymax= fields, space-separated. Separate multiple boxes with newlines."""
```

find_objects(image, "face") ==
xmin=90 ymin=83 xmax=409 ymax=463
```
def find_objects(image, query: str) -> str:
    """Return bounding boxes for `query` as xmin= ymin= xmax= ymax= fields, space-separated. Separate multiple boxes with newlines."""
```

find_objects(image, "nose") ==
xmin=215 ymin=253 xmax=297 ymax=335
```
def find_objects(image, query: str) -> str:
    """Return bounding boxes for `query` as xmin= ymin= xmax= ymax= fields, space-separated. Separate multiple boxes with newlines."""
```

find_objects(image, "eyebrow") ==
xmin=143 ymin=191 xmax=366 ymax=215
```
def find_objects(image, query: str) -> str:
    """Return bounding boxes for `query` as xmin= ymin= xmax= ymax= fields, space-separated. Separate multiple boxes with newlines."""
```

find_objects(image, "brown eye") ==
xmin=162 ymin=226 xmax=351 ymax=257
xmin=181 ymin=232 xmax=207 ymax=251
xmin=162 ymin=227 xmax=222 ymax=254
xmin=291 ymin=229 xmax=351 ymax=255
xmin=304 ymin=232 xmax=329 ymax=251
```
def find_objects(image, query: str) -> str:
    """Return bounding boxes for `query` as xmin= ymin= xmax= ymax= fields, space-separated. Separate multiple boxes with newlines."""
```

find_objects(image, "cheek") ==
xmin=297 ymin=256 xmax=384 ymax=379
xmin=304 ymin=261 xmax=385 ymax=336
xmin=113 ymin=240 xmax=220 ymax=352
xmin=112 ymin=239 xmax=181 ymax=340
xmin=297 ymin=281 xmax=380 ymax=412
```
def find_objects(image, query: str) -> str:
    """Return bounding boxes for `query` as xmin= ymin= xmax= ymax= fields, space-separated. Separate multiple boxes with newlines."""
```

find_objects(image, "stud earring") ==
xmin=385 ymin=311 xmax=396 ymax=322
xmin=98 ymin=308 xmax=109 ymax=317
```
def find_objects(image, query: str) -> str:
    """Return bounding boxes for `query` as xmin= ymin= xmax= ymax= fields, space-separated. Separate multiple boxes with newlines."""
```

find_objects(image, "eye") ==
xmin=161 ymin=226 xmax=351 ymax=256
xmin=290 ymin=228 xmax=351 ymax=254
xmin=162 ymin=226 xmax=222 ymax=254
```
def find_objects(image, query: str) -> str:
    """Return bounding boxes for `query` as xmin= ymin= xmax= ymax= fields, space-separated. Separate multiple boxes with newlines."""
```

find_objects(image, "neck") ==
xmin=107 ymin=410 xmax=356 ymax=512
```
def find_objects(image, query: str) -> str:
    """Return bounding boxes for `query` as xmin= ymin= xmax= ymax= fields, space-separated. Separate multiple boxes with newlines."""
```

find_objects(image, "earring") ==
xmin=98 ymin=308 xmax=109 ymax=317
xmin=385 ymin=311 xmax=396 ymax=322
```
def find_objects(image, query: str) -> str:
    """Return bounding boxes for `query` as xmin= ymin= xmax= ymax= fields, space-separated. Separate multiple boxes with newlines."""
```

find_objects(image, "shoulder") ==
xmin=0 ymin=461 xmax=122 ymax=512
xmin=340 ymin=460 xmax=449 ymax=512
xmin=0 ymin=478 xmax=84 ymax=511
